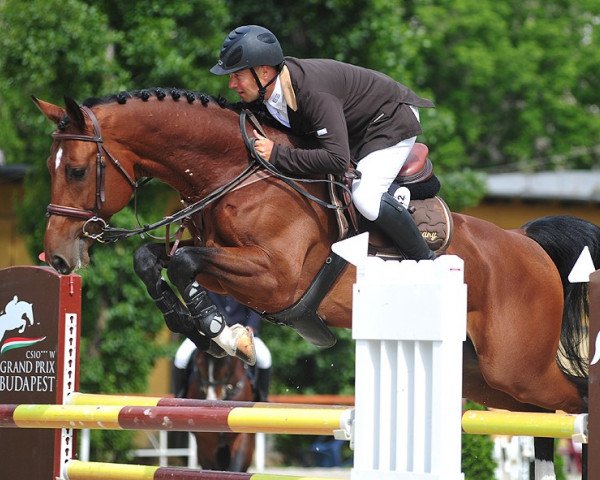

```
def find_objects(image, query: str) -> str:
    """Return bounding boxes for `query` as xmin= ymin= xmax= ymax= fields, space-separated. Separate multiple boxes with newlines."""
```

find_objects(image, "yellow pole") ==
xmin=67 ymin=392 xmax=161 ymax=407
xmin=65 ymin=460 xmax=157 ymax=480
xmin=12 ymin=404 xmax=122 ymax=429
xmin=462 ymin=410 xmax=578 ymax=438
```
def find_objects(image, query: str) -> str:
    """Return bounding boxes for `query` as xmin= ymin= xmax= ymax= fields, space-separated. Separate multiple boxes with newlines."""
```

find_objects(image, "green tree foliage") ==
xmin=411 ymin=0 xmax=600 ymax=170
xmin=0 ymin=0 xmax=125 ymax=163
xmin=93 ymin=0 xmax=229 ymax=90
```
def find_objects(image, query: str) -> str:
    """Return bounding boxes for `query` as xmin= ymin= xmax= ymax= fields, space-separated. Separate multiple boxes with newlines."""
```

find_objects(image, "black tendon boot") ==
xmin=375 ymin=192 xmax=435 ymax=260
xmin=253 ymin=366 xmax=272 ymax=402
xmin=184 ymin=283 xmax=256 ymax=365
xmin=172 ymin=364 xmax=189 ymax=399
xmin=183 ymin=284 xmax=226 ymax=339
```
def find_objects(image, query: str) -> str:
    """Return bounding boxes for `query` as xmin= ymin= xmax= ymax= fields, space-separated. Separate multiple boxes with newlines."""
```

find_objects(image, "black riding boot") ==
xmin=375 ymin=192 xmax=435 ymax=260
xmin=172 ymin=365 xmax=189 ymax=399
xmin=253 ymin=366 xmax=272 ymax=402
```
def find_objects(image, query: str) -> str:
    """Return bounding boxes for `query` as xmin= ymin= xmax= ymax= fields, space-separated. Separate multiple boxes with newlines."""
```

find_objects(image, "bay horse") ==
xmin=34 ymin=89 xmax=599 ymax=478
xmin=187 ymin=349 xmax=255 ymax=471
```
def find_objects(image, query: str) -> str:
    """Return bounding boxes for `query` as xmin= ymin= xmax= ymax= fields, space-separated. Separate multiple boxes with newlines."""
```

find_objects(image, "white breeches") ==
xmin=351 ymin=106 xmax=419 ymax=221
xmin=174 ymin=336 xmax=272 ymax=370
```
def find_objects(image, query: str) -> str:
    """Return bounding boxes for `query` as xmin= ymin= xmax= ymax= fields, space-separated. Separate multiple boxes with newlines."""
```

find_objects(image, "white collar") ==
xmin=266 ymin=76 xmax=287 ymax=112
xmin=264 ymin=76 xmax=290 ymax=127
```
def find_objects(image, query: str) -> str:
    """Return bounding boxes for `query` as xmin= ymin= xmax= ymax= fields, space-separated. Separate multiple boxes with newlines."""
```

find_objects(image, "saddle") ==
xmin=332 ymin=143 xmax=453 ymax=257
xmin=263 ymin=143 xmax=453 ymax=349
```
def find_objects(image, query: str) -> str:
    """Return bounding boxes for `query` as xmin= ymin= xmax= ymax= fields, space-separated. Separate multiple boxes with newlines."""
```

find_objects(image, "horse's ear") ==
xmin=63 ymin=96 xmax=85 ymax=130
xmin=31 ymin=96 xmax=65 ymax=125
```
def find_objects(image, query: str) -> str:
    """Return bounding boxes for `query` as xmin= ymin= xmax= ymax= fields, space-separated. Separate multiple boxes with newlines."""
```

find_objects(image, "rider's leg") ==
xmin=172 ymin=338 xmax=197 ymax=398
xmin=352 ymin=111 xmax=434 ymax=260
xmin=253 ymin=337 xmax=272 ymax=402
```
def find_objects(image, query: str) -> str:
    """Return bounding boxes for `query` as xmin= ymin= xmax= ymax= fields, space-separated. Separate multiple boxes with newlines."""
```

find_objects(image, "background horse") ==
xmin=186 ymin=349 xmax=255 ymax=471
xmin=35 ymin=89 xmax=600 ymax=478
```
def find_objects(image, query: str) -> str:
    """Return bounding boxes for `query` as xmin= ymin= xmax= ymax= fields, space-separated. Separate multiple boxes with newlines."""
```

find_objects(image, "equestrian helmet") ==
xmin=210 ymin=25 xmax=284 ymax=75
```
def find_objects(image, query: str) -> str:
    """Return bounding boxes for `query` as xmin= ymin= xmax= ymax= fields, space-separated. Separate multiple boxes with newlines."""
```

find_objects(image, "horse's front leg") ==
xmin=166 ymin=246 xmax=256 ymax=365
xmin=133 ymin=243 xmax=211 ymax=352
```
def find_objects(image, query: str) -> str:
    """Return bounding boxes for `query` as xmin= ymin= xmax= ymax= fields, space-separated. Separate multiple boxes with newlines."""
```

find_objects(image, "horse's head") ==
xmin=33 ymin=96 xmax=136 ymax=274
xmin=192 ymin=351 xmax=248 ymax=401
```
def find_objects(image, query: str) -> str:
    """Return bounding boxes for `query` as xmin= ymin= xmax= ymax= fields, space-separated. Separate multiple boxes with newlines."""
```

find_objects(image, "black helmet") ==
xmin=210 ymin=25 xmax=284 ymax=75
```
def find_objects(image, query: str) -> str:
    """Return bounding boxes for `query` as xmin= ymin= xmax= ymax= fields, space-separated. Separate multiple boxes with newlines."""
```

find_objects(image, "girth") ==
xmin=261 ymin=252 xmax=348 ymax=348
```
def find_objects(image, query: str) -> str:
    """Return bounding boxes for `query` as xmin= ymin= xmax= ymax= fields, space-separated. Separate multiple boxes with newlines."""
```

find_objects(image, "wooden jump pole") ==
xmin=0 ymin=403 xmax=353 ymax=436
xmin=462 ymin=410 xmax=587 ymax=439
xmin=589 ymin=269 xmax=600 ymax=475
xmin=62 ymin=459 xmax=335 ymax=480
xmin=67 ymin=392 xmax=352 ymax=410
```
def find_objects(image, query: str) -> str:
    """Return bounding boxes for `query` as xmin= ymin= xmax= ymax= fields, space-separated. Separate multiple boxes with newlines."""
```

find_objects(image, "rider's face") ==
xmin=228 ymin=69 xmax=260 ymax=103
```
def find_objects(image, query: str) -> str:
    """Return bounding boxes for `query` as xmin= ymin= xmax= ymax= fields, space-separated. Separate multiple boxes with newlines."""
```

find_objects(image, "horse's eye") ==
xmin=67 ymin=167 xmax=87 ymax=180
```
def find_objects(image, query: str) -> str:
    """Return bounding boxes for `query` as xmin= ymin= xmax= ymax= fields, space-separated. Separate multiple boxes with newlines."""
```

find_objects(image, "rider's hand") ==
xmin=253 ymin=130 xmax=274 ymax=161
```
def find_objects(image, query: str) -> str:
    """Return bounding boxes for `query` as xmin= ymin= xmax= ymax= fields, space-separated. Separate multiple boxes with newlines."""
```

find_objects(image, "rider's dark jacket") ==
xmin=269 ymin=57 xmax=435 ymax=176
xmin=207 ymin=292 xmax=261 ymax=334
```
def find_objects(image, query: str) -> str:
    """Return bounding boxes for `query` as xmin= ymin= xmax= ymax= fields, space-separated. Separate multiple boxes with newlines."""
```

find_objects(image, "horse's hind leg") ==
xmin=471 ymin=291 xmax=585 ymax=414
xmin=464 ymin=341 xmax=559 ymax=479
xmin=534 ymin=437 xmax=556 ymax=480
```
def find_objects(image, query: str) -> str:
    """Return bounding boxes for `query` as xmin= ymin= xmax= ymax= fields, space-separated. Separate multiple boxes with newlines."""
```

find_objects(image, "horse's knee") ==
xmin=167 ymin=247 xmax=204 ymax=291
xmin=133 ymin=243 xmax=166 ymax=282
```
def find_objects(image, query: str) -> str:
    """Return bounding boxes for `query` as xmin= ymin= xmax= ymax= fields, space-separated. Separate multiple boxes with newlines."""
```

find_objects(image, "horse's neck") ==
xmin=105 ymin=102 xmax=249 ymax=200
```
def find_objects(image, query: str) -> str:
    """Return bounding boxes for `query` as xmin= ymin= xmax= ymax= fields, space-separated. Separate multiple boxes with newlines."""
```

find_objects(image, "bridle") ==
xmin=195 ymin=355 xmax=247 ymax=401
xmin=45 ymin=105 xmax=259 ymax=244
xmin=46 ymin=104 xmax=350 ymax=244
xmin=47 ymin=106 xmax=138 ymax=240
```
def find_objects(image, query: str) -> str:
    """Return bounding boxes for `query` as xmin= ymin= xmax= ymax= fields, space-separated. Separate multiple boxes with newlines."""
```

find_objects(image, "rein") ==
xmin=239 ymin=110 xmax=352 ymax=210
xmin=46 ymin=106 xmax=259 ymax=244
xmin=47 ymin=105 xmax=350 ymax=244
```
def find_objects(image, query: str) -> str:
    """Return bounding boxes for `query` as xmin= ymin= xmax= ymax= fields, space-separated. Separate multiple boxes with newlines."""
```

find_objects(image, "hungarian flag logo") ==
xmin=0 ymin=336 xmax=46 ymax=355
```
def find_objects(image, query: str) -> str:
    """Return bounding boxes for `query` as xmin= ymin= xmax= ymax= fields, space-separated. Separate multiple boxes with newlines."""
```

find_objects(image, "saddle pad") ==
xmin=411 ymin=196 xmax=453 ymax=253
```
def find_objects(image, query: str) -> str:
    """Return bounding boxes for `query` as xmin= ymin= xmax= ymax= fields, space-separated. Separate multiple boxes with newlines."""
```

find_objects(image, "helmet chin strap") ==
xmin=249 ymin=67 xmax=279 ymax=103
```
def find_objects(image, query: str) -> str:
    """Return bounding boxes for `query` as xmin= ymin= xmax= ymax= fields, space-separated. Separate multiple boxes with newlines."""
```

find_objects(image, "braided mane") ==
xmin=82 ymin=87 xmax=231 ymax=109
xmin=79 ymin=87 xmax=282 ymax=130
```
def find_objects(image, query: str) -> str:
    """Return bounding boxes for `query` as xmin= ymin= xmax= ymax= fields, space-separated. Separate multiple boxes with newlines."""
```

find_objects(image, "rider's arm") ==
xmin=270 ymin=91 xmax=350 ymax=175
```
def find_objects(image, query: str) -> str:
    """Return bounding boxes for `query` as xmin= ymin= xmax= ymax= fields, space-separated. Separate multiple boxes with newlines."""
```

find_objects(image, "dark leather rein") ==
xmin=46 ymin=106 xmax=258 ymax=243
xmin=46 ymin=106 xmax=349 ymax=244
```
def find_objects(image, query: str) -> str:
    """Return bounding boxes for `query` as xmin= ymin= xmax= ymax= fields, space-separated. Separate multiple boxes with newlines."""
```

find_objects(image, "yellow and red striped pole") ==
xmin=0 ymin=403 xmax=353 ymax=436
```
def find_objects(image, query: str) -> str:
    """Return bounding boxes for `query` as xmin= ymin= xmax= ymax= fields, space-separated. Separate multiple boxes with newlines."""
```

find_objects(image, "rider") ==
xmin=173 ymin=292 xmax=272 ymax=402
xmin=210 ymin=25 xmax=436 ymax=260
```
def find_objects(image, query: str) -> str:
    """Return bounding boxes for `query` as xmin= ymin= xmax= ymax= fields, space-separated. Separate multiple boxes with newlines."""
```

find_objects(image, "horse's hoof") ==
xmin=232 ymin=325 xmax=256 ymax=366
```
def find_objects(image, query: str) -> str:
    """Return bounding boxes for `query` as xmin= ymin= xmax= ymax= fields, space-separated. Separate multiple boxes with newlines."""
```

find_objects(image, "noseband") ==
xmin=47 ymin=106 xmax=137 ymax=240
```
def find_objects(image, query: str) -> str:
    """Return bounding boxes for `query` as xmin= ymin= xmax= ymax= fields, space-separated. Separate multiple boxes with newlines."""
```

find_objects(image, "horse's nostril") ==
xmin=51 ymin=255 xmax=72 ymax=275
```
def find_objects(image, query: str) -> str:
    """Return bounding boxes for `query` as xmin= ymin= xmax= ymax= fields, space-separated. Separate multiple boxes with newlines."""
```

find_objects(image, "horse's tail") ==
xmin=523 ymin=215 xmax=600 ymax=381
